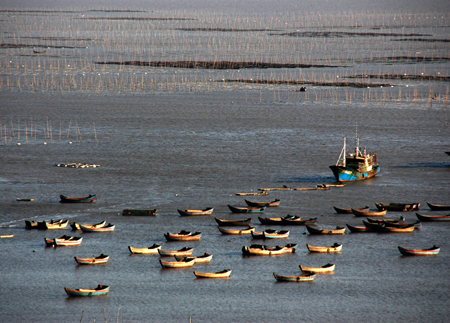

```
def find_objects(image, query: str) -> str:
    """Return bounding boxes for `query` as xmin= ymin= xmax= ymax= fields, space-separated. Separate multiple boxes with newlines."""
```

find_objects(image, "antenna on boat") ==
xmin=355 ymin=124 xmax=359 ymax=157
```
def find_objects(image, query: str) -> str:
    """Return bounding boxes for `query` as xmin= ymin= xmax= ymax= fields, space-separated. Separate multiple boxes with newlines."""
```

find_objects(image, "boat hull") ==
xmin=416 ymin=213 xmax=450 ymax=221
xmin=273 ymin=272 xmax=316 ymax=282
xmin=194 ymin=269 xmax=231 ymax=278
xmin=398 ymin=246 xmax=440 ymax=255
xmin=329 ymin=165 xmax=379 ymax=182
xmin=65 ymin=286 xmax=109 ymax=296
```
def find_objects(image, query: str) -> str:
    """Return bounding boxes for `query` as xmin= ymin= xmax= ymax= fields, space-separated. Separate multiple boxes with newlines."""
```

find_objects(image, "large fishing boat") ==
xmin=329 ymin=134 xmax=379 ymax=182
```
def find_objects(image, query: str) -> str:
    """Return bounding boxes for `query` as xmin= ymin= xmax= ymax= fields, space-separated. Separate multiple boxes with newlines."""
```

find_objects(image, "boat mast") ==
xmin=343 ymin=137 xmax=346 ymax=166
xmin=336 ymin=137 xmax=346 ymax=166
xmin=355 ymin=124 xmax=359 ymax=157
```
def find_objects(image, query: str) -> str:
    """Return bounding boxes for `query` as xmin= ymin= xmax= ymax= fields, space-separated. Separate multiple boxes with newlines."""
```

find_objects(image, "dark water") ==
xmin=1 ymin=2 xmax=450 ymax=322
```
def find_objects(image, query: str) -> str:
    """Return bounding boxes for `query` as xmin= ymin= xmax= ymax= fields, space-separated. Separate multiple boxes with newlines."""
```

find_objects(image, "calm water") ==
xmin=1 ymin=1 xmax=450 ymax=322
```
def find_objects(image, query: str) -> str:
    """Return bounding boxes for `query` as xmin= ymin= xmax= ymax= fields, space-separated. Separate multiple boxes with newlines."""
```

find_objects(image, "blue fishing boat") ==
xmin=329 ymin=134 xmax=379 ymax=182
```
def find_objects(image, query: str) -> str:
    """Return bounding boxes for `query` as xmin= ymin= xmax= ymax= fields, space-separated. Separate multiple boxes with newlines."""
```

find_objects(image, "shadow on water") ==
xmin=395 ymin=162 xmax=450 ymax=169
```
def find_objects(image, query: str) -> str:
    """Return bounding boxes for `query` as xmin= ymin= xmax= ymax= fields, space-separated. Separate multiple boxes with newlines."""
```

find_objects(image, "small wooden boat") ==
xmin=366 ymin=216 xmax=405 ymax=224
xmin=43 ymin=219 xmax=69 ymax=230
xmin=281 ymin=216 xmax=318 ymax=225
xmin=273 ymin=272 xmax=316 ymax=282
xmin=416 ymin=213 xmax=450 ymax=222
xmin=33 ymin=49 xmax=46 ymax=54
xmin=346 ymin=224 xmax=374 ymax=233
xmin=259 ymin=215 xmax=317 ymax=225
xmin=362 ymin=221 xmax=415 ymax=233
xmin=218 ymin=226 xmax=255 ymax=235
xmin=17 ymin=198 xmax=34 ymax=202
xmin=80 ymin=223 xmax=115 ymax=232
xmin=251 ymin=229 xmax=289 ymax=239
xmin=306 ymin=243 xmax=342 ymax=253
xmin=352 ymin=209 xmax=387 ymax=217
xmin=74 ymin=254 xmax=109 ymax=265
xmin=398 ymin=245 xmax=440 ymax=256
xmin=177 ymin=207 xmax=214 ymax=216
xmin=175 ymin=252 xmax=213 ymax=263
xmin=236 ymin=191 xmax=268 ymax=196
xmin=128 ymin=244 xmax=162 ymax=254
xmin=158 ymin=247 xmax=193 ymax=257
xmin=194 ymin=269 xmax=232 ymax=278
xmin=245 ymin=199 xmax=280 ymax=207
xmin=375 ymin=202 xmax=420 ymax=212
xmin=258 ymin=187 xmax=291 ymax=191
xmin=164 ymin=230 xmax=202 ymax=241
xmin=426 ymin=202 xmax=450 ymax=211
xmin=306 ymin=225 xmax=346 ymax=235
xmin=243 ymin=243 xmax=298 ymax=255
xmin=214 ymin=217 xmax=252 ymax=226
xmin=242 ymin=244 xmax=286 ymax=256
xmin=70 ymin=220 xmax=106 ymax=230
xmin=122 ymin=209 xmax=157 ymax=216
xmin=263 ymin=230 xmax=290 ymax=239
xmin=300 ymin=263 xmax=335 ymax=273
xmin=64 ymin=285 xmax=109 ymax=296
xmin=26 ymin=219 xmax=66 ymax=230
xmin=228 ymin=205 xmax=266 ymax=213
xmin=334 ymin=206 xmax=369 ymax=214
xmin=60 ymin=194 xmax=96 ymax=203
xmin=45 ymin=235 xmax=82 ymax=247
xmin=1 ymin=234 xmax=14 ymax=238
xmin=159 ymin=258 xmax=195 ymax=268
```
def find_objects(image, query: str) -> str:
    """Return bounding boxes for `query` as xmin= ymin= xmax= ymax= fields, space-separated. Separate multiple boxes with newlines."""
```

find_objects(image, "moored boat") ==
xmin=366 ymin=216 xmax=405 ymax=224
xmin=300 ymin=263 xmax=335 ymax=273
xmin=64 ymin=285 xmax=109 ymax=296
xmin=362 ymin=220 xmax=415 ymax=233
xmin=43 ymin=219 xmax=69 ymax=230
xmin=214 ymin=217 xmax=252 ymax=226
xmin=74 ymin=254 xmax=109 ymax=265
xmin=45 ymin=235 xmax=82 ymax=247
xmin=158 ymin=247 xmax=194 ymax=257
xmin=306 ymin=243 xmax=342 ymax=253
xmin=218 ymin=226 xmax=255 ymax=235
xmin=306 ymin=225 xmax=346 ymax=235
xmin=416 ymin=213 xmax=450 ymax=222
xmin=242 ymin=244 xmax=297 ymax=256
xmin=177 ymin=207 xmax=214 ymax=216
xmin=71 ymin=220 xmax=106 ymax=230
xmin=122 ymin=209 xmax=157 ymax=216
xmin=175 ymin=252 xmax=213 ymax=263
xmin=60 ymin=194 xmax=96 ymax=203
xmin=244 ymin=199 xmax=280 ymax=207
xmin=346 ymin=223 xmax=374 ymax=233
xmin=263 ymin=230 xmax=290 ymax=239
xmin=426 ymin=202 xmax=450 ymax=211
xmin=159 ymin=258 xmax=195 ymax=268
xmin=164 ymin=230 xmax=202 ymax=241
xmin=375 ymin=202 xmax=420 ymax=212
xmin=352 ymin=209 xmax=387 ymax=217
xmin=80 ymin=223 xmax=115 ymax=232
xmin=251 ymin=229 xmax=290 ymax=239
xmin=273 ymin=272 xmax=316 ymax=282
xmin=398 ymin=245 xmax=440 ymax=256
xmin=228 ymin=205 xmax=266 ymax=213
xmin=1 ymin=234 xmax=14 ymax=238
xmin=26 ymin=219 xmax=67 ymax=230
xmin=259 ymin=215 xmax=317 ymax=225
xmin=334 ymin=206 xmax=369 ymax=214
xmin=194 ymin=269 xmax=232 ymax=278
xmin=236 ymin=191 xmax=268 ymax=196
xmin=329 ymin=135 xmax=379 ymax=182
xmin=128 ymin=244 xmax=162 ymax=254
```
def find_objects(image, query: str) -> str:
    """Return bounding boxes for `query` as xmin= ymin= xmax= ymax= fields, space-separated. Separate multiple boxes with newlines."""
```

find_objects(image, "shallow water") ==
xmin=1 ymin=2 xmax=450 ymax=322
